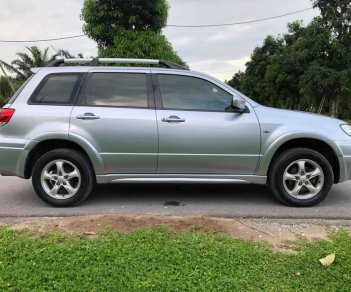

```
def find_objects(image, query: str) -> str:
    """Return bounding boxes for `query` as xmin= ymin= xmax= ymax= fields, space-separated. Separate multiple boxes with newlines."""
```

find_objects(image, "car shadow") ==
xmin=85 ymin=183 xmax=278 ymax=206
xmin=1 ymin=177 xmax=350 ymax=218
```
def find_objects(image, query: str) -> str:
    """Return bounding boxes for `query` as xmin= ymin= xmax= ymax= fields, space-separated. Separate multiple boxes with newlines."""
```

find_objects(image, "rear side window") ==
xmin=84 ymin=73 xmax=148 ymax=108
xmin=30 ymin=73 xmax=84 ymax=105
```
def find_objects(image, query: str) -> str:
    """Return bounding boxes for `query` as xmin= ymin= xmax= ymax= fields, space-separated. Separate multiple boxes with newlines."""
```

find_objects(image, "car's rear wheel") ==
xmin=269 ymin=148 xmax=333 ymax=206
xmin=32 ymin=148 xmax=95 ymax=207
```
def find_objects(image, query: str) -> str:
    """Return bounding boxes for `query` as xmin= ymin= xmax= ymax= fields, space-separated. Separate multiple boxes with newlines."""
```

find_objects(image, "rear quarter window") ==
xmin=7 ymin=75 xmax=33 ymax=105
xmin=29 ymin=73 xmax=84 ymax=105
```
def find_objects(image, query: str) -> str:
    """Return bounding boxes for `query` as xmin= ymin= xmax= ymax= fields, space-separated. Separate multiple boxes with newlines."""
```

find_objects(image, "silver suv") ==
xmin=1 ymin=58 xmax=351 ymax=207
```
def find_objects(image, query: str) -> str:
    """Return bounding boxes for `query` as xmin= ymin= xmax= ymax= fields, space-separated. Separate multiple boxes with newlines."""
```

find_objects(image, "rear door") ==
xmin=154 ymin=73 xmax=261 ymax=174
xmin=70 ymin=70 xmax=158 ymax=174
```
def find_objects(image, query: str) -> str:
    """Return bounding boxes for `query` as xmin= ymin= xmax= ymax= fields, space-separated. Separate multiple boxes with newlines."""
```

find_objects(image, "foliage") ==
xmin=0 ymin=47 xmax=84 ymax=108
xmin=100 ymin=28 xmax=185 ymax=65
xmin=81 ymin=0 xmax=185 ymax=65
xmin=228 ymin=0 xmax=351 ymax=119
xmin=0 ymin=227 xmax=350 ymax=290
xmin=0 ymin=46 xmax=73 ymax=84
xmin=232 ymin=36 xmax=284 ymax=107
xmin=0 ymin=76 xmax=12 ymax=107
xmin=313 ymin=0 xmax=351 ymax=41
xmin=82 ymin=0 xmax=168 ymax=47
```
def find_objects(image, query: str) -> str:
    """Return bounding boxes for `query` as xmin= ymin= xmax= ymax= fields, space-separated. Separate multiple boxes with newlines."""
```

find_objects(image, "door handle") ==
xmin=76 ymin=113 xmax=100 ymax=120
xmin=161 ymin=116 xmax=185 ymax=123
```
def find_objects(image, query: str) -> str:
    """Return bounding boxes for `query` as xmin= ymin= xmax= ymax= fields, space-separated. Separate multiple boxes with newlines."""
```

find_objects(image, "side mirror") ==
xmin=232 ymin=96 xmax=246 ymax=113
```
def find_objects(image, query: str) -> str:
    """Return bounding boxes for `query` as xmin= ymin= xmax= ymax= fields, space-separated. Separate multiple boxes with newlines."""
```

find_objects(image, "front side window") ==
xmin=30 ymin=74 xmax=83 ymax=104
xmin=158 ymin=74 xmax=233 ymax=111
xmin=84 ymin=73 xmax=148 ymax=108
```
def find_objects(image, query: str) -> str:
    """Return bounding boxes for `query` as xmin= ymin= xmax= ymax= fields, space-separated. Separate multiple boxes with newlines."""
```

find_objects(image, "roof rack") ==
xmin=46 ymin=58 xmax=189 ymax=70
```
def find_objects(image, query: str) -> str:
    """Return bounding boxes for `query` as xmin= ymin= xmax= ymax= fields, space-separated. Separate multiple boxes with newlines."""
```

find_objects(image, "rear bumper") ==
xmin=0 ymin=138 xmax=29 ymax=178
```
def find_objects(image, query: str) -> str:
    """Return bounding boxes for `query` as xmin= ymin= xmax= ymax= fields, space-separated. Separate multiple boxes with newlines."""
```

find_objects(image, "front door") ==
xmin=70 ymin=71 xmax=158 ymax=174
xmin=155 ymin=74 xmax=261 ymax=174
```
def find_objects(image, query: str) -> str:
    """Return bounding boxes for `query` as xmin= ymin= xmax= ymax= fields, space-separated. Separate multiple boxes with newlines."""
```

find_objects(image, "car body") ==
xmin=0 ymin=58 xmax=350 ymax=207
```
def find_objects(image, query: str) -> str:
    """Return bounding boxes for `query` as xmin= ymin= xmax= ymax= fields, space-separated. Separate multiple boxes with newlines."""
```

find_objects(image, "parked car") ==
xmin=0 ymin=58 xmax=350 ymax=207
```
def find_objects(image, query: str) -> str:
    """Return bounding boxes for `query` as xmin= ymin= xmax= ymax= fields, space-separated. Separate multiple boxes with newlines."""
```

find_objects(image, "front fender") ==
xmin=257 ymin=131 xmax=343 ymax=176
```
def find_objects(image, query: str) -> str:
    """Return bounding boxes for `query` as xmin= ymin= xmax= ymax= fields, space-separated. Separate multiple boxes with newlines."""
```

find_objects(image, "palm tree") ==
xmin=0 ymin=76 xmax=12 ymax=107
xmin=0 ymin=46 xmax=75 ymax=83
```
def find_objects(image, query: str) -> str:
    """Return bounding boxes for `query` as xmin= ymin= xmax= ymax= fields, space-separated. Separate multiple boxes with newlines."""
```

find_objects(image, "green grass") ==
xmin=0 ymin=227 xmax=350 ymax=291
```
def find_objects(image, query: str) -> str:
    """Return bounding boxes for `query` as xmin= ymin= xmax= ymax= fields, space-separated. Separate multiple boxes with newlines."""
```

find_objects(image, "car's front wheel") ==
xmin=32 ymin=148 xmax=95 ymax=207
xmin=269 ymin=148 xmax=333 ymax=206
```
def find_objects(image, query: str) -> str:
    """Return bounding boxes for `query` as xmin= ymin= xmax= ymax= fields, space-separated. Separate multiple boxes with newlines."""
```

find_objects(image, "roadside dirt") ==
xmin=4 ymin=215 xmax=351 ymax=252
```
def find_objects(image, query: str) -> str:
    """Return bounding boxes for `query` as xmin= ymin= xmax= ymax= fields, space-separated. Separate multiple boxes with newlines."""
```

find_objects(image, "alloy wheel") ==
xmin=283 ymin=159 xmax=324 ymax=200
xmin=40 ymin=159 xmax=81 ymax=200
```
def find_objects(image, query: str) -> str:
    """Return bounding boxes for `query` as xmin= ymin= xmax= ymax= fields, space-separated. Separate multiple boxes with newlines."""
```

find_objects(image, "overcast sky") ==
xmin=0 ymin=0 xmax=319 ymax=81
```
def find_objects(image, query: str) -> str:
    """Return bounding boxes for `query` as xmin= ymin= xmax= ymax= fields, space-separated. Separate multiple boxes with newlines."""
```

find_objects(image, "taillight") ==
xmin=0 ymin=108 xmax=15 ymax=126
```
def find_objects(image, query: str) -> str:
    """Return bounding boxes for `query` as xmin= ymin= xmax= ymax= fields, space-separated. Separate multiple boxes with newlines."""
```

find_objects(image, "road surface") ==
xmin=0 ymin=176 xmax=350 ymax=219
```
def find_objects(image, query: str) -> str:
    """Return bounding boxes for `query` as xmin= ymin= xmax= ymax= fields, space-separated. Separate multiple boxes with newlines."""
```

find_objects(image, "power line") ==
xmin=0 ymin=34 xmax=85 ymax=43
xmin=167 ymin=7 xmax=313 ymax=27
xmin=0 ymin=7 xmax=313 ymax=43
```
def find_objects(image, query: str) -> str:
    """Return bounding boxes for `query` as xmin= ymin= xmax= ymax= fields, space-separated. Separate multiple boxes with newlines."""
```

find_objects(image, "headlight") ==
xmin=340 ymin=124 xmax=351 ymax=136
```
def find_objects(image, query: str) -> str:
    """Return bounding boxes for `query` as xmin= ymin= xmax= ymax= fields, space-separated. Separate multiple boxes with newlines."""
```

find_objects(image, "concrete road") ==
xmin=0 ymin=176 xmax=350 ymax=219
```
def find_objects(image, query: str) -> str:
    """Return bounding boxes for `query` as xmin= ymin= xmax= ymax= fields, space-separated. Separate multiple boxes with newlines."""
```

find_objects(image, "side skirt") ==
xmin=96 ymin=174 xmax=267 ymax=185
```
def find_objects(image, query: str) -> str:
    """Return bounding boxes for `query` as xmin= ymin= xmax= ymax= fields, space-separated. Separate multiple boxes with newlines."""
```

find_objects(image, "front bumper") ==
xmin=336 ymin=140 xmax=351 ymax=182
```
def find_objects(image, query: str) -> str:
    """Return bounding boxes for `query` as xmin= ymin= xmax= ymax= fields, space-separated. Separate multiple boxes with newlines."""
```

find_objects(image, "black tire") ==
xmin=269 ymin=148 xmax=333 ymax=207
xmin=32 ymin=148 xmax=95 ymax=207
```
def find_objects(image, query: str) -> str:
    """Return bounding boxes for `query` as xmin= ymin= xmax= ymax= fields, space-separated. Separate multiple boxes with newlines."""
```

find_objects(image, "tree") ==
xmin=0 ymin=46 xmax=55 ymax=83
xmin=228 ymin=35 xmax=283 ymax=106
xmin=292 ymin=18 xmax=341 ymax=116
xmin=82 ymin=0 xmax=168 ymax=47
xmin=99 ymin=28 xmax=185 ymax=64
xmin=313 ymin=0 xmax=351 ymax=42
xmin=81 ymin=0 xmax=185 ymax=64
xmin=312 ymin=0 xmax=351 ymax=117
xmin=227 ymin=71 xmax=244 ymax=90
xmin=0 ymin=46 xmax=74 ymax=84
xmin=0 ymin=76 xmax=12 ymax=108
xmin=227 ymin=0 xmax=351 ymax=119
xmin=264 ymin=22 xmax=307 ymax=110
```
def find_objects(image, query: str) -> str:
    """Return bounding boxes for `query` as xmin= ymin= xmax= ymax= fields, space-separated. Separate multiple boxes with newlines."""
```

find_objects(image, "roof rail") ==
xmin=46 ymin=59 xmax=65 ymax=67
xmin=46 ymin=58 xmax=189 ymax=70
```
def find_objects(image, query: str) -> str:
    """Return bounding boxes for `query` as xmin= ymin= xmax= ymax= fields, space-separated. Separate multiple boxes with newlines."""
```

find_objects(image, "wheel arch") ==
xmin=24 ymin=137 xmax=104 ymax=179
xmin=259 ymin=136 xmax=341 ymax=184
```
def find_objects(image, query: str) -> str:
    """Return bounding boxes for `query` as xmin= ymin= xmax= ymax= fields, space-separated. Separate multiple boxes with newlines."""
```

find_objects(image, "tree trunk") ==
xmin=291 ymin=96 xmax=300 ymax=110
xmin=296 ymin=97 xmax=301 ymax=110
xmin=317 ymin=96 xmax=326 ymax=114
xmin=329 ymin=97 xmax=337 ymax=117
xmin=289 ymin=100 xmax=293 ymax=110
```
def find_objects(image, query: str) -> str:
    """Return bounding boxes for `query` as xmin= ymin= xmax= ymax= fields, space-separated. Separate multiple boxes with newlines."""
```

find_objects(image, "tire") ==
xmin=269 ymin=148 xmax=333 ymax=207
xmin=32 ymin=148 xmax=95 ymax=207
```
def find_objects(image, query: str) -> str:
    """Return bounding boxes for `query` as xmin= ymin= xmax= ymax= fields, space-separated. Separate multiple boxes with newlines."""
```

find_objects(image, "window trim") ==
xmin=76 ymin=72 xmax=154 ymax=109
xmin=28 ymin=73 xmax=86 ymax=106
xmin=153 ymin=73 xmax=248 ymax=113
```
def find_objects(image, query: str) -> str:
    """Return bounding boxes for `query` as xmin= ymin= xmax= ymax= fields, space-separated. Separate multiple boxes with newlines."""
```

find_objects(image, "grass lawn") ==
xmin=0 ymin=226 xmax=350 ymax=291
